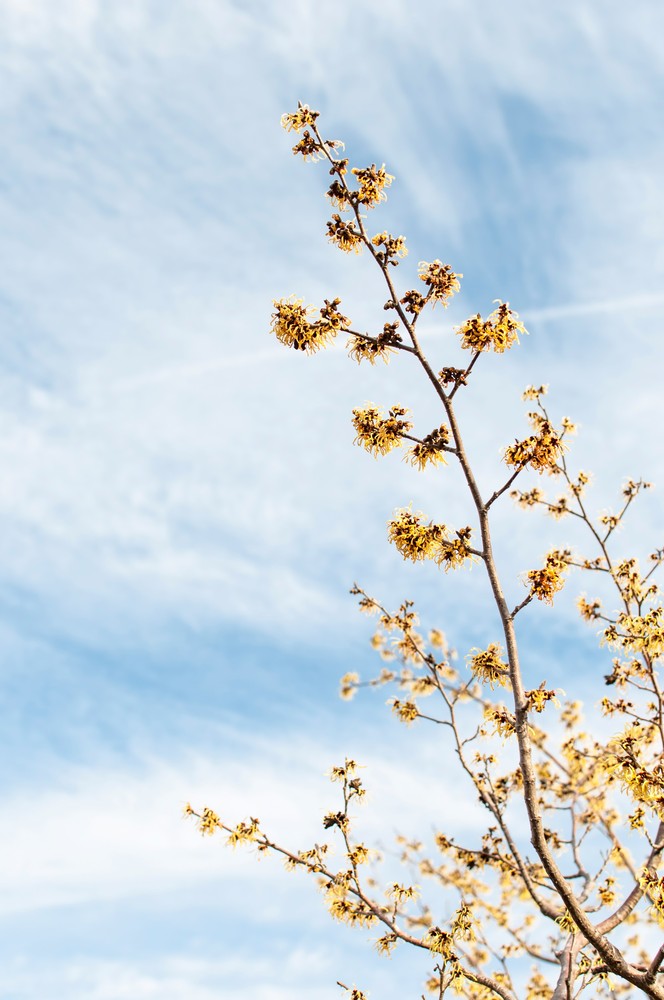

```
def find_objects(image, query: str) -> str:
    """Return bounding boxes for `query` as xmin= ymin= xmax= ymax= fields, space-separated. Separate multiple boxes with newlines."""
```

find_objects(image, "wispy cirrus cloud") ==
xmin=1 ymin=2 xmax=663 ymax=997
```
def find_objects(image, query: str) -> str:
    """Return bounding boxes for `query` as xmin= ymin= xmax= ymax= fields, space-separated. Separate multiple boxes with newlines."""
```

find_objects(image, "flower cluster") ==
xmin=400 ymin=289 xmax=427 ymax=315
xmin=351 ymin=404 xmax=412 ymax=457
xmin=484 ymin=705 xmax=517 ymax=739
xmin=387 ymin=509 xmax=473 ymax=570
xmin=319 ymin=297 xmax=351 ymax=336
xmin=547 ymin=495 xmax=571 ymax=519
xmin=327 ymin=214 xmax=363 ymax=253
xmin=525 ymin=683 xmax=561 ymax=714
xmin=326 ymin=178 xmax=353 ymax=210
xmin=527 ymin=549 xmax=571 ymax=604
xmin=577 ymin=596 xmax=601 ymax=621
xmin=468 ymin=644 xmax=510 ymax=689
xmin=271 ymin=296 xmax=350 ymax=352
xmin=347 ymin=323 xmax=402 ymax=365
xmin=290 ymin=130 xmax=322 ymax=160
xmin=351 ymin=164 xmax=394 ymax=207
xmin=425 ymin=926 xmax=455 ymax=959
xmin=570 ymin=470 xmax=591 ymax=497
xmin=456 ymin=302 xmax=526 ymax=353
xmin=604 ymin=607 xmax=664 ymax=658
xmin=375 ymin=933 xmax=398 ymax=956
xmin=329 ymin=759 xmax=365 ymax=801
xmin=522 ymin=384 xmax=548 ymax=401
xmin=281 ymin=103 xmax=320 ymax=133
xmin=195 ymin=806 xmax=220 ymax=836
xmin=226 ymin=817 xmax=261 ymax=847
xmin=324 ymin=879 xmax=376 ymax=926
xmin=612 ymin=558 xmax=657 ymax=604
xmin=371 ymin=231 xmax=407 ymax=262
xmin=418 ymin=260 xmax=461 ymax=306
xmin=406 ymin=424 xmax=451 ymax=470
xmin=639 ymin=869 xmax=664 ymax=922
xmin=450 ymin=902 xmax=477 ymax=941
xmin=511 ymin=487 xmax=545 ymax=508
xmin=602 ymin=724 xmax=664 ymax=812
xmin=387 ymin=508 xmax=446 ymax=562
xmin=438 ymin=366 xmax=468 ymax=389
xmin=392 ymin=698 xmax=419 ymax=724
xmin=623 ymin=477 xmax=652 ymax=499
xmin=339 ymin=671 xmax=360 ymax=700
xmin=504 ymin=413 xmax=565 ymax=474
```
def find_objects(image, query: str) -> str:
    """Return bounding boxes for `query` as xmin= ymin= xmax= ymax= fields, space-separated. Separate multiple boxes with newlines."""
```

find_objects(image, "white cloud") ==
xmin=3 ymin=952 xmax=339 ymax=1000
xmin=0 ymin=0 xmax=660 ymax=652
xmin=2 ymin=728 xmax=495 ymax=916
xmin=0 ymin=5 xmax=663 ymax=995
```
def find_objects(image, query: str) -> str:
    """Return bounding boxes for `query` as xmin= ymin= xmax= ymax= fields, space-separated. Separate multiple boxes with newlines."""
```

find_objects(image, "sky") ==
xmin=1 ymin=1 xmax=663 ymax=997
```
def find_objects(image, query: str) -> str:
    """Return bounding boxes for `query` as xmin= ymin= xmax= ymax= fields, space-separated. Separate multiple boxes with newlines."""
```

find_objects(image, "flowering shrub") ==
xmin=188 ymin=104 xmax=664 ymax=1000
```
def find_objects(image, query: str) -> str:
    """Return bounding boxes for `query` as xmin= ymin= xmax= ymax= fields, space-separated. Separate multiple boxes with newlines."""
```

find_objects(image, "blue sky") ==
xmin=1 ymin=1 xmax=664 ymax=996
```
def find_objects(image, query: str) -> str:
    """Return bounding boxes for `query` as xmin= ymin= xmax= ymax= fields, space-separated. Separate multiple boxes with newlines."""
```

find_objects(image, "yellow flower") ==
xmin=387 ymin=509 xmax=474 ymax=570
xmin=555 ymin=909 xmax=576 ymax=932
xmin=429 ymin=628 xmax=447 ymax=650
xmin=348 ymin=844 xmax=370 ymax=866
xmin=326 ymin=178 xmax=353 ymax=210
xmin=375 ymin=933 xmax=397 ymax=956
xmin=468 ymin=644 xmax=509 ymax=689
xmin=197 ymin=807 xmax=220 ymax=836
xmin=605 ymin=607 xmax=664 ymax=657
xmin=504 ymin=419 xmax=565 ymax=475
xmin=577 ymin=595 xmax=601 ymax=621
xmin=526 ymin=549 xmax=571 ymax=604
xmin=318 ymin=297 xmax=352 ymax=337
xmin=570 ymin=470 xmax=591 ymax=496
xmin=270 ymin=296 xmax=350 ymax=352
xmin=387 ymin=509 xmax=447 ymax=562
xmin=524 ymin=683 xmax=561 ymax=713
xmin=456 ymin=302 xmax=526 ymax=353
xmin=352 ymin=404 xmax=412 ymax=457
xmin=451 ymin=901 xmax=477 ymax=941
xmin=347 ymin=323 xmax=401 ymax=365
xmin=290 ymin=130 xmax=321 ymax=160
xmin=424 ymin=926 xmax=454 ymax=958
xmin=522 ymin=384 xmax=548 ymax=400
xmin=372 ymin=231 xmax=408 ymax=259
xmin=391 ymin=698 xmax=419 ymax=724
xmin=226 ymin=816 xmax=260 ymax=847
xmin=418 ymin=260 xmax=462 ymax=306
xmin=270 ymin=296 xmax=314 ymax=350
xmin=406 ymin=425 xmax=450 ymax=470
xmin=352 ymin=163 xmax=394 ymax=207
xmin=340 ymin=672 xmax=360 ymax=700
xmin=484 ymin=705 xmax=517 ymax=739
xmin=511 ymin=487 xmax=544 ymax=507
xmin=598 ymin=877 xmax=616 ymax=907
xmin=325 ymin=881 xmax=376 ymax=927
xmin=387 ymin=882 xmax=420 ymax=903
xmin=327 ymin=214 xmax=364 ymax=253
xmin=323 ymin=810 xmax=349 ymax=832
xmin=281 ymin=103 xmax=320 ymax=133
xmin=639 ymin=869 xmax=664 ymax=921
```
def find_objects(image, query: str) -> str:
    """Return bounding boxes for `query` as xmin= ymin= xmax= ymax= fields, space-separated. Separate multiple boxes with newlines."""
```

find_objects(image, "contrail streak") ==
xmin=520 ymin=292 xmax=664 ymax=323
xmin=110 ymin=291 xmax=664 ymax=392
